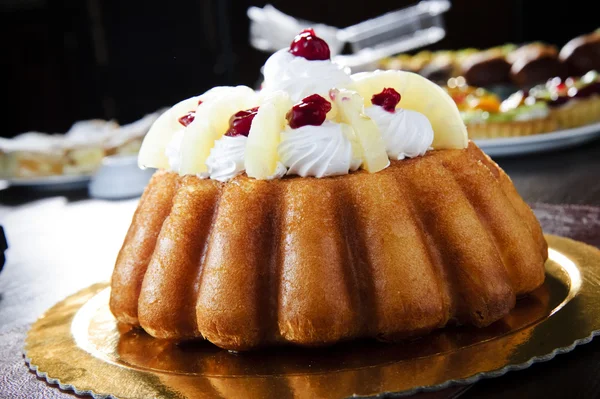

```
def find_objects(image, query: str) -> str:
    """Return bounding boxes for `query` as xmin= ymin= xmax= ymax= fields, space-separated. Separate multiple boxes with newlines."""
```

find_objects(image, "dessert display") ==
xmin=378 ymin=44 xmax=514 ymax=88
xmin=381 ymin=42 xmax=565 ymax=90
xmin=528 ymin=70 xmax=600 ymax=129
xmin=0 ymin=133 xmax=65 ymax=178
xmin=62 ymin=120 xmax=120 ymax=175
xmin=111 ymin=30 xmax=548 ymax=351
xmin=379 ymin=30 xmax=600 ymax=142
xmin=380 ymin=29 xmax=599 ymax=91
xmin=0 ymin=112 xmax=160 ymax=179
xmin=445 ymin=69 xmax=600 ymax=138
xmin=445 ymin=83 xmax=557 ymax=139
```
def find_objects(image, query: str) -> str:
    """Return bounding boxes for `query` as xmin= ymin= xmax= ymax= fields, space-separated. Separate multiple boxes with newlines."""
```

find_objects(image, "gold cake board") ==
xmin=24 ymin=235 xmax=600 ymax=399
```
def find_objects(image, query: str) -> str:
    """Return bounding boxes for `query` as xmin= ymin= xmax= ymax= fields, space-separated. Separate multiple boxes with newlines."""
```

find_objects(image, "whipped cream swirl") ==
xmin=203 ymin=136 xmax=287 ymax=182
xmin=365 ymin=106 xmax=433 ymax=160
xmin=206 ymin=136 xmax=247 ymax=182
xmin=278 ymin=121 xmax=360 ymax=178
xmin=168 ymin=130 xmax=287 ymax=182
xmin=262 ymin=50 xmax=352 ymax=102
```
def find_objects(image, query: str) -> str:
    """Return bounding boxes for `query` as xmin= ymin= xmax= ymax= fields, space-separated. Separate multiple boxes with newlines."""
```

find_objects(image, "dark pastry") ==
xmin=509 ymin=43 xmax=567 ymax=89
xmin=506 ymin=42 xmax=548 ymax=64
xmin=559 ymin=30 xmax=600 ymax=77
xmin=461 ymin=50 xmax=511 ymax=87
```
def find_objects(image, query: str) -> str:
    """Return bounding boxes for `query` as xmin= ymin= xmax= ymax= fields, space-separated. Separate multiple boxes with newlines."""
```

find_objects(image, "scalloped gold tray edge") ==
xmin=24 ymin=235 xmax=600 ymax=399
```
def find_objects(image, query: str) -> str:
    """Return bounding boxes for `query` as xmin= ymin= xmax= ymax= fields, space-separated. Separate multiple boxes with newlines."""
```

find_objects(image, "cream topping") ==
xmin=206 ymin=136 xmax=247 ymax=182
xmin=278 ymin=121 xmax=359 ymax=178
xmin=261 ymin=49 xmax=352 ymax=103
xmin=365 ymin=106 xmax=433 ymax=160
xmin=151 ymin=57 xmax=456 ymax=181
xmin=172 ymin=133 xmax=287 ymax=182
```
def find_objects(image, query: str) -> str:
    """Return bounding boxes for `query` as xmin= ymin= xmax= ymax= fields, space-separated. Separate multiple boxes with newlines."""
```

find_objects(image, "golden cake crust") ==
xmin=110 ymin=142 xmax=547 ymax=350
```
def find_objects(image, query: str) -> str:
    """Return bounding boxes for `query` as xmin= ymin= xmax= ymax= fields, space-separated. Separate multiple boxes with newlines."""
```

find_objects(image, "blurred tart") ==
xmin=446 ymin=85 xmax=556 ymax=139
xmin=63 ymin=119 xmax=119 ymax=175
xmin=0 ymin=112 xmax=160 ymax=179
xmin=0 ymin=133 xmax=65 ymax=178
xmin=528 ymin=70 xmax=600 ymax=129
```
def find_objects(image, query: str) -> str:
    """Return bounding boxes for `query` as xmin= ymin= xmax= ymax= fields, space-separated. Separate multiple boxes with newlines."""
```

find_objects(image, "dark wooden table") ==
xmin=1 ymin=140 xmax=600 ymax=399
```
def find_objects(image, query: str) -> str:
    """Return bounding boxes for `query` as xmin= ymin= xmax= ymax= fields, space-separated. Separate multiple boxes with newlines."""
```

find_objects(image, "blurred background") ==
xmin=3 ymin=0 xmax=599 ymax=138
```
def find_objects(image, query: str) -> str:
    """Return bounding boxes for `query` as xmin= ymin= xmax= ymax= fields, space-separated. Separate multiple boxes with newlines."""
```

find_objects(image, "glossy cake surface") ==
xmin=110 ymin=142 xmax=547 ymax=350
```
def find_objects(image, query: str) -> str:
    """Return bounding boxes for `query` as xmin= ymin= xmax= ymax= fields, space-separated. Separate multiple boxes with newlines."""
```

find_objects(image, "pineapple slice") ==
xmin=329 ymin=88 xmax=389 ymax=173
xmin=179 ymin=86 xmax=258 ymax=175
xmin=138 ymin=96 xmax=200 ymax=169
xmin=351 ymin=70 xmax=468 ymax=149
xmin=246 ymin=91 xmax=292 ymax=179
xmin=341 ymin=123 xmax=364 ymax=168
xmin=137 ymin=86 xmax=249 ymax=170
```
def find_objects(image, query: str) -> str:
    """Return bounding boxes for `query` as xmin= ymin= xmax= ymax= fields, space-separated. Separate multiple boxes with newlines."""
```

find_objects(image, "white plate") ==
xmin=5 ymin=173 xmax=93 ymax=190
xmin=475 ymin=121 xmax=600 ymax=157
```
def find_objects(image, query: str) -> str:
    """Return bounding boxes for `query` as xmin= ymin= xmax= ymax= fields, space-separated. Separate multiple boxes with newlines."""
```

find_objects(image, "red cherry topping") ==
xmin=286 ymin=94 xmax=332 ymax=129
xmin=225 ymin=107 xmax=259 ymax=137
xmin=198 ymin=99 xmax=203 ymax=105
xmin=371 ymin=88 xmax=401 ymax=113
xmin=289 ymin=28 xmax=330 ymax=61
xmin=178 ymin=111 xmax=195 ymax=127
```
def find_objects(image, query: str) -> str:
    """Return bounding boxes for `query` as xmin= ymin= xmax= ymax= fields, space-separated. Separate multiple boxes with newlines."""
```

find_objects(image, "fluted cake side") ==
xmin=109 ymin=142 xmax=547 ymax=351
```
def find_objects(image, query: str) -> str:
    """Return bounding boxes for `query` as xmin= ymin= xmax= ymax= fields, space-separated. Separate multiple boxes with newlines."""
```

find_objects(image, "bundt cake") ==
xmin=110 ymin=29 xmax=547 ymax=351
